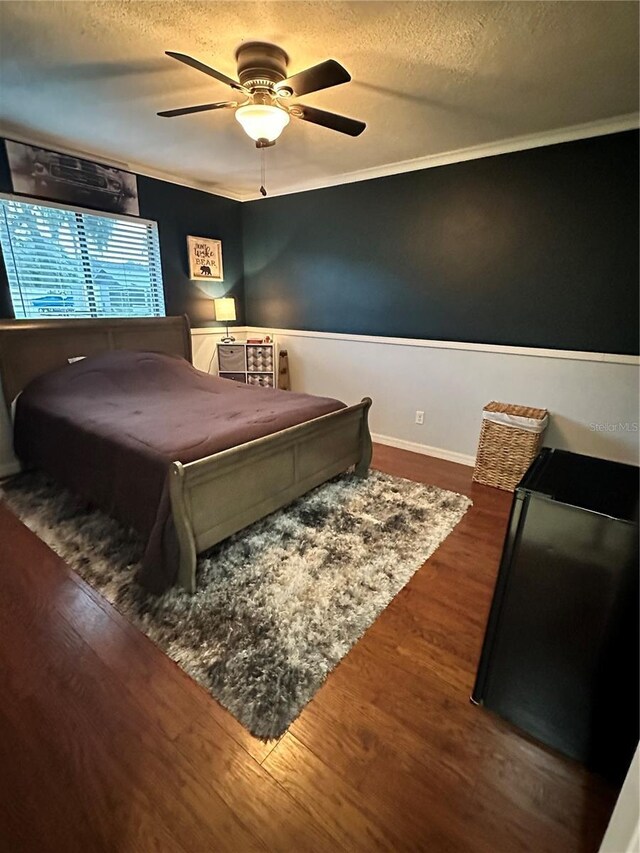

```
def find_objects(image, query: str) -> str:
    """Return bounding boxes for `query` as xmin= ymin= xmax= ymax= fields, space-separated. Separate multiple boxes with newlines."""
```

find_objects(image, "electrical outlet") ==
xmin=415 ymin=410 xmax=424 ymax=425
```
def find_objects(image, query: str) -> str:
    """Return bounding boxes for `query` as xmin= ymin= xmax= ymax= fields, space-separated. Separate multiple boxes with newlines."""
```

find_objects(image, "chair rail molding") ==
xmin=242 ymin=327 xmax=639 ymax=365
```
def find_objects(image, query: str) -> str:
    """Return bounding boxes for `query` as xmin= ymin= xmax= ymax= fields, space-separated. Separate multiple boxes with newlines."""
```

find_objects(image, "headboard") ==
xmin=0 ymin=315 xmax=193 ymax=406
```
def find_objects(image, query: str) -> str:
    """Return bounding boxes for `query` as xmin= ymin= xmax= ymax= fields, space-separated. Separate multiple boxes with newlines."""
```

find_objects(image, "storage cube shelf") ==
xmin=217 ymin=342 xmax=276 ymax=388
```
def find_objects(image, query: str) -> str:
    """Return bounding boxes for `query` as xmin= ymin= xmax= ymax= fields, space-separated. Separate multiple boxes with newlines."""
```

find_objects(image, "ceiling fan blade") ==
xmin=278 ymin=59 xmax=351 ymax=97
xmin=157 ymin=101 xmax=237 ymax=118
xmin=290 ymin=104 xmax=366 ymax=137
xmin=165 ymin=51 xmax=247 ymax=93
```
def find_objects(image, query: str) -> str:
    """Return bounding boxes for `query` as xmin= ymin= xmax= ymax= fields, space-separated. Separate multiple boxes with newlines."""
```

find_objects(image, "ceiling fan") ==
xmin=157 ymin=42 xmax=366 ymax=148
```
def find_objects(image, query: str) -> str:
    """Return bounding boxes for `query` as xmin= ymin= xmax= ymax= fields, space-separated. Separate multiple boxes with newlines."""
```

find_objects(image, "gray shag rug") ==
xmin=2 ymin=469 xmax=471 ymax=740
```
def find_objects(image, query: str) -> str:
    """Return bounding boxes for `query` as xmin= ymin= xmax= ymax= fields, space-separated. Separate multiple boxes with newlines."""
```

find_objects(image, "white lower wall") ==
xmin=249 ymin=327 xmax=640 ymax=467
xmin=0 ymin=401 xmax=17 ymax=477
xmin=191 ymin=328 xmax=231 ymax=375
xmin=599 ymin=745 xmax=639 ymax=853
xmin=2 ymin=327 xmax=638 ymax=477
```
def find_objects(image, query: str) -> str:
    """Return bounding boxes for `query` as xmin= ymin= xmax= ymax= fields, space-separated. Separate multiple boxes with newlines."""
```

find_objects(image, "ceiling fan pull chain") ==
xmin=259 ymin=146 xmax=267 ymax=197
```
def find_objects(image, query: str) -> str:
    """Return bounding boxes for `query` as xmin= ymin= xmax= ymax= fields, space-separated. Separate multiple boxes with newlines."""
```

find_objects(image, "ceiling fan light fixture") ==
xmin=161 ymin=47 xmax=366 ymax=141
xmin=235 ymin=104 xmax=290 ymax=143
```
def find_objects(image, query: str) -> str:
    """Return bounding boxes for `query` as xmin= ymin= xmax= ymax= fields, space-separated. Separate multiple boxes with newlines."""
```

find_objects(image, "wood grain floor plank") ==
xmin=0 ymin=578 xmax=263 ymax=853
xmin=328 ymin=639 xmax=613 ymax=838
xmin=0 ymin=702 xmax=186 ymax=853
xmin=267 ymin=732 xmax=492 ymax=853
xmin=2 ymin=501 xmax=279 ymax=764
xmin=0 ymin=508 xmax=339 ymax=852
xmin=0 ymin=445 xmax=618 ymax=852
xmin=289 ymin=673 xmax=589 ymax=853
xmin=263 ymin=732 xmax=460 ymax=853
xmin=174 ymin=715 xmax=336 ymax=852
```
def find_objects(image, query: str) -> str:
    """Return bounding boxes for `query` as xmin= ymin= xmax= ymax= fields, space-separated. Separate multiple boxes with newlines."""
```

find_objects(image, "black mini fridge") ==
xmin=472 ymin=448 xmax=639 ymax=782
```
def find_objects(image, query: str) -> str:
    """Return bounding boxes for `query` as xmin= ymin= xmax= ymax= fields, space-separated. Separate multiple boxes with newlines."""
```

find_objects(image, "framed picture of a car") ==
xmin=5 ymin=139 xmax=139 ymax=216
xmin=187 ymin=235 xmax=223 ymax=281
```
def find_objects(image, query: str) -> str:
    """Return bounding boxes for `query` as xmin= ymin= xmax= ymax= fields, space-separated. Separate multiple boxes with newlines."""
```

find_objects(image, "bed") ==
xmin=0 ymin=316 xmax=372 ymax=592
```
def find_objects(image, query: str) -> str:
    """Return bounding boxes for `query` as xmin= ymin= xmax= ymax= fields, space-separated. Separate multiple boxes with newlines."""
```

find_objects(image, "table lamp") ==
xmin=214 ymin=297 xmax=236 ymax=342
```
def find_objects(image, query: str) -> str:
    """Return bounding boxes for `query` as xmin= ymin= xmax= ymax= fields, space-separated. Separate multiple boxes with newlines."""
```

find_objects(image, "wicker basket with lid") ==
xmin=473 ymin=401 xmax=549 ymax=491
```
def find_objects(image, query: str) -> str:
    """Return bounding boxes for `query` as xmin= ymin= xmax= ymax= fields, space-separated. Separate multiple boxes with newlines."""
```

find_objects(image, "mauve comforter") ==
xmin=14 ymin=350 xmax=345 ymax=590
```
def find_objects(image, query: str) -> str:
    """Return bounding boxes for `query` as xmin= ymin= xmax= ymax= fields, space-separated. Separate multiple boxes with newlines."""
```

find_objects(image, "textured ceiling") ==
xmin=0 ymin=1 xmax=638 ymax=200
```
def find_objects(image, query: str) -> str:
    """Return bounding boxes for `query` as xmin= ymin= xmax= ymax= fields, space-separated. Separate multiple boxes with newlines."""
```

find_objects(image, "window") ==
xmin=0 ymin=196 xmax=165 ymax=319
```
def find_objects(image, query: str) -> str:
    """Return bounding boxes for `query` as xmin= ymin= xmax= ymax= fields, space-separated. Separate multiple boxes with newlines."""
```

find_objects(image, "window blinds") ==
xmin=0 ymin=196 xmax=166 ymax=319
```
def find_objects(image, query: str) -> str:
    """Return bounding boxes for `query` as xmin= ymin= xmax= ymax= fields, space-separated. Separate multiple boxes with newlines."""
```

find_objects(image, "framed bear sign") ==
xmin=187 ymin=235 xmax=223 ymax=281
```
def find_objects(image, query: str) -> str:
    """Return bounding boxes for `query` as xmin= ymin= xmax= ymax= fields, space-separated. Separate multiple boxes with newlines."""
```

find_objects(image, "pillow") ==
xmin=11 ymin=357 xmax=85 ymax=425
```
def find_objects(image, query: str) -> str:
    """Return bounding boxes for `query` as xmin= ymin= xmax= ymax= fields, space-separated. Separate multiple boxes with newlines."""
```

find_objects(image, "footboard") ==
xmin=169 ymin=398 xmax=372 ymax=592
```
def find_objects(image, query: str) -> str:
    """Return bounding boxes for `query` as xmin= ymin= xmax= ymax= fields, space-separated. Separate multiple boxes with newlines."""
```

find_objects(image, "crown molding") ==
xmin=2 ymin=113 xmax=637 ymax=204
xmin=0 ymin=123 xmax=246 ymax=202
xmin=240 ymin=113 xmax=640 ymax=201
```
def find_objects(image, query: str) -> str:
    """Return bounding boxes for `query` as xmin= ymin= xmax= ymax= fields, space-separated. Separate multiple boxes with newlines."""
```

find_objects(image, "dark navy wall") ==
xmin=137 ymin=175 xmax=244 ymax=327
xmin=0 ymin=141 xmax=244 ymax=327
xmin=243 ymin=131 xmax=639 ymax=355
xmin=2 ymin=131 xmax=638 ymax=352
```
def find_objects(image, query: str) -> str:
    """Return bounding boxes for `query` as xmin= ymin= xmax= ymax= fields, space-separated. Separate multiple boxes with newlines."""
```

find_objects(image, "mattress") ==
xmin=13 ymin=350 xmax=345 ymax=590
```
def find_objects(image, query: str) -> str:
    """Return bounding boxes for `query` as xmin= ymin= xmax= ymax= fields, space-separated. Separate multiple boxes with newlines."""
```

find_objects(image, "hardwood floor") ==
xmin=0 ymin=445 xmax=618 ymax=852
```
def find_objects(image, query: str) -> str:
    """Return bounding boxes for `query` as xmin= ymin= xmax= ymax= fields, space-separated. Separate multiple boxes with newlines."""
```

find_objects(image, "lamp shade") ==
xmin=214 ymin=297 xmax=236 ymax=322
xmin=235 ymin=104 xmax=290 ymax=142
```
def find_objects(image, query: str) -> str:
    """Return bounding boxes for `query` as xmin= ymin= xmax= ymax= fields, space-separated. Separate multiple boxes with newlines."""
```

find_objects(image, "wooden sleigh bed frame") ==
xmin=0 ymin=315 xmax=372 ymax=592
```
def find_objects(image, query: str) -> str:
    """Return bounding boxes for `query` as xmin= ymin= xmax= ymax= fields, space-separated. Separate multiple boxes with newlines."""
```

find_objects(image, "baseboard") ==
xmin=0 ymin=460 xmax=21 ymax=479
xmin=371 ymin=433 xmax=476 ymax=468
